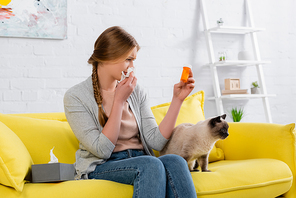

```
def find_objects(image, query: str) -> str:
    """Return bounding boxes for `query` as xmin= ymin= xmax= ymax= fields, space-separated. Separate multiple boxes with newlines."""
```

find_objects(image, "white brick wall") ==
xmin=0 ymin=0 xmax=295 ymax=124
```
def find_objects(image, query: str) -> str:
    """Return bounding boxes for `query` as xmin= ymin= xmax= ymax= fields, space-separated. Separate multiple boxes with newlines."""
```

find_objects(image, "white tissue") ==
xmin=48 ymin=147 xmax=59 ymax=163
xmin=119 ymin=67 xmax=134 ymax=83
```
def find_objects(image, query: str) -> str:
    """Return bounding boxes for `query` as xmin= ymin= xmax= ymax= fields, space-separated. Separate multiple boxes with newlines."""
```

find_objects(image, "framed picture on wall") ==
xmin=0 ymin=0 xmax=67 ymax=39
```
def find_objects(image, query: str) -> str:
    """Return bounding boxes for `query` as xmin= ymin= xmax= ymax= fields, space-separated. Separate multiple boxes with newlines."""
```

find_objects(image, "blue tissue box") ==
xmin=32 ymin=163 xmax=75 ymax=183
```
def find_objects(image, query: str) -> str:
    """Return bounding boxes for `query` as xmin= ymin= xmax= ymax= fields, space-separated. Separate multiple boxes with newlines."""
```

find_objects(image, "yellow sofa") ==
xmin=0 ymin=91 xmax=295 ymax=198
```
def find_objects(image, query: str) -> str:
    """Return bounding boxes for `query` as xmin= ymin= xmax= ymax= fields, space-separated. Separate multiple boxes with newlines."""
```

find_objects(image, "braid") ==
xmin=92 ymin=64 xmax=108 ymax=127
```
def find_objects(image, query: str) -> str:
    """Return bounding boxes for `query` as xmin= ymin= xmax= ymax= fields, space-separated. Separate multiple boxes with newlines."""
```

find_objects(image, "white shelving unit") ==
xmin=207 ymin=26 xmax=265 ymax=34
xmin=208 ymin=94 xmax=276 ymax=101
xmin=200 ymin=0 xmax=275 ymax=123
xmin=204 ymin=60 xmax=271 ymax=67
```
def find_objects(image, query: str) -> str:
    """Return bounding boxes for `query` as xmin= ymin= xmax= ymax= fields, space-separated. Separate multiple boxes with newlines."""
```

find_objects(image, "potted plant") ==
xmin=230 ymin=107 xmax=244 ymax=122
xmin=251 ymin=81 xmax=260 ymax=94
xmin=218 ymin=51 xmax=227 ymax=61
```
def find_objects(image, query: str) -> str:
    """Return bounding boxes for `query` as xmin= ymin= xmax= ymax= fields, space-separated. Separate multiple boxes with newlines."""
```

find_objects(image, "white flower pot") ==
xmin=251 ymin=87 xmax=260 ymax=94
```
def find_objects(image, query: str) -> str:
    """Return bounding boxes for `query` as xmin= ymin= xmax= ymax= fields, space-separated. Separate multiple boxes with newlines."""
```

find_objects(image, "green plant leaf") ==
xmin=230 ymin=107 xmax=244 ymax=122
xmin=251 ymin=81 xmax=260 ymax=88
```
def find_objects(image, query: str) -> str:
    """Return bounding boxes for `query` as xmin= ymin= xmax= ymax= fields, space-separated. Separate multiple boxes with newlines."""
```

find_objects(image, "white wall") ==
xmin=0 ymin=0 xmax=295 ymax=124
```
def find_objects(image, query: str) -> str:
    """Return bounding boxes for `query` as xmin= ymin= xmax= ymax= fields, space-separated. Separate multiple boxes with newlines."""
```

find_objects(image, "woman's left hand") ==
xmin=159 ymin=69 xmax=195 ymax=139
xmin=173 ymin=69 xmax=195 ymax=101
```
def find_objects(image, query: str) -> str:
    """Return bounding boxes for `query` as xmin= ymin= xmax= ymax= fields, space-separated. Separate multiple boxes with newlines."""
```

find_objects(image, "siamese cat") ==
xmin=160 ymin=114 xmax=229 ymax=172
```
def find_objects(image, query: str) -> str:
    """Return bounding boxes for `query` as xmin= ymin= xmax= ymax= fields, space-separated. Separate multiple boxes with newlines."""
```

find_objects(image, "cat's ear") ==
xmin=209 ymin=115 xmax=222 ymax=127
xmin=221 ymin=114 xmax=226 ymax=120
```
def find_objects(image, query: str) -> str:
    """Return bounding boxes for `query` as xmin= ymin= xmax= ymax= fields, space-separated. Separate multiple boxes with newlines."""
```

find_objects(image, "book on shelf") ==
xmin=222 ymin=89 xmax=248 ymax=95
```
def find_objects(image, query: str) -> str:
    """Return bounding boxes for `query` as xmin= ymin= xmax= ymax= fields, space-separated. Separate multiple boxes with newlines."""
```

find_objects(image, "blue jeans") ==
xmin=88 ymin=149 xmax=197 ymax=198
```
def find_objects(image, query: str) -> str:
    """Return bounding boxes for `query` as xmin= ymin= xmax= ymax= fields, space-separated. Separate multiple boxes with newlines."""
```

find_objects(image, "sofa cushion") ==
xmin=0 ymin=121 xmax=33 ymax=192
xmin=0 ymin=179 xmax=134 ymax=198
xmin=0 ymin=158 xmax=291 ymax=198
xmin=151 ymin=90 xmax=205 ymax=127
xmin=151 ymin=91 xmax=224 ymax=162
xmin=0 ymin=113 xmax=79 ymax=165
xmin=193 ymin=159 xmax=293 ymax=198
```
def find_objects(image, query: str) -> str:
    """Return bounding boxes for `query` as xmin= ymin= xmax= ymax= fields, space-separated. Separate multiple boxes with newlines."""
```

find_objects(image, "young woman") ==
xmin=64 ymin=26 xmax=197 ymax=198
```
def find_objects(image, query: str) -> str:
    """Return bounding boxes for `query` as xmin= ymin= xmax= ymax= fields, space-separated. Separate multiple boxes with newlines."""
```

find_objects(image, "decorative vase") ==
xmin=218 ymin=51 xmax=227 ymax=61
xmin=238 ymin=51 xmax=253 ymax=60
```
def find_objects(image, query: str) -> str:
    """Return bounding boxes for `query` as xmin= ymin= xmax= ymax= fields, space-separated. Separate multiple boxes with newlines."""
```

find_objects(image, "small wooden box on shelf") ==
xmin=222 ymin=78 xmax=248 ymax=95
xmin=225 ymin=78 xmax=240 ymax=90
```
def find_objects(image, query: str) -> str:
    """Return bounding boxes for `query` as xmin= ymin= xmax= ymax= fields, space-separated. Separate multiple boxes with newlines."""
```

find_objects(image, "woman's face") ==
xmin=103 ymin=47 xmax=137 ymax=81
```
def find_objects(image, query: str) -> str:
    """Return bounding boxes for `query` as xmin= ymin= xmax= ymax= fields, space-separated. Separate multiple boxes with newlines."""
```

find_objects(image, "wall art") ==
xmin=0 ymin=0 xmax=67 ymax=39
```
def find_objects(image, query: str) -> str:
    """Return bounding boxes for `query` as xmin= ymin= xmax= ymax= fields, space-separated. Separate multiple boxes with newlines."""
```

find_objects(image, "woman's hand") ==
xmin=173 ymin=69 xmax=195 ymax=102
xmin=102 ymin=72 xmax=136 ymax=145
xmin=159 ymin=69 xmax=195 ymax=139
xmin=114 ymin=71 xmax=137 ymax=105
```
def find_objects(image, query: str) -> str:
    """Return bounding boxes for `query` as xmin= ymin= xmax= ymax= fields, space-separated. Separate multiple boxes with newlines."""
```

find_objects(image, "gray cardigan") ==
xmin=64 ymin=76 xmax=168 ymax=179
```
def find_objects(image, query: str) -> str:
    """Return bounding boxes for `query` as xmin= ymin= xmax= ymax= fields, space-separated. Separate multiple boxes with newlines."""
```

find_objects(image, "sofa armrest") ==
xmin=216 ymin=122 xmax=296 ymax=198
xmin=216 ymin=122 xmax=295 ymax=161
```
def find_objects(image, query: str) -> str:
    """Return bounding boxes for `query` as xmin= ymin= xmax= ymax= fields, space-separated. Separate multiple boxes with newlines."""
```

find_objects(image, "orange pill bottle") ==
xmin=180 ymin=64 xmax=192 ymax=83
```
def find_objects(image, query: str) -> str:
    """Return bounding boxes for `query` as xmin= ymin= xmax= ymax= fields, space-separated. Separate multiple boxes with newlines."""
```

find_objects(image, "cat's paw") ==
xmin=202 ymin=169 xmax=211 ymax=172
xmin=190 ymin=169 xmax=200 ymax=172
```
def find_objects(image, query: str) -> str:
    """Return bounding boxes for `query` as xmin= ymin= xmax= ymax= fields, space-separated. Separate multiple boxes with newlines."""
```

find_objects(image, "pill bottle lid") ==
xmin=183 ymin=64 xmax=192 ymax=69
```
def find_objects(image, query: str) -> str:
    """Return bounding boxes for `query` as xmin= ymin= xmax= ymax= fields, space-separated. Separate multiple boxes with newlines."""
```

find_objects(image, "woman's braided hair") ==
xmin=88 ymin=26 xmax=140 ymax=127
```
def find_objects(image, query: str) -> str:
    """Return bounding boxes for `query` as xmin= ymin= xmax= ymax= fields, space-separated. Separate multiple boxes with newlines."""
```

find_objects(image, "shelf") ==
xmin=201 ymin=0 xmax=274 ymax=123
xmin=208 ymin=94 xmax=276 ymax=100
xmin=205 ymin=60 xmax=271 ymax=67
xmin=206 ymin=26 xmax=265 ymax=34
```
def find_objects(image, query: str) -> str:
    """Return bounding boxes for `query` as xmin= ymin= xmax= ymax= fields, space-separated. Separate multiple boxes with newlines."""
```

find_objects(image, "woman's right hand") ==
xmin=114 ymin=71 xmax=137 ymax=105
xmin=102 ymin=72 xmax=136 ymax=145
